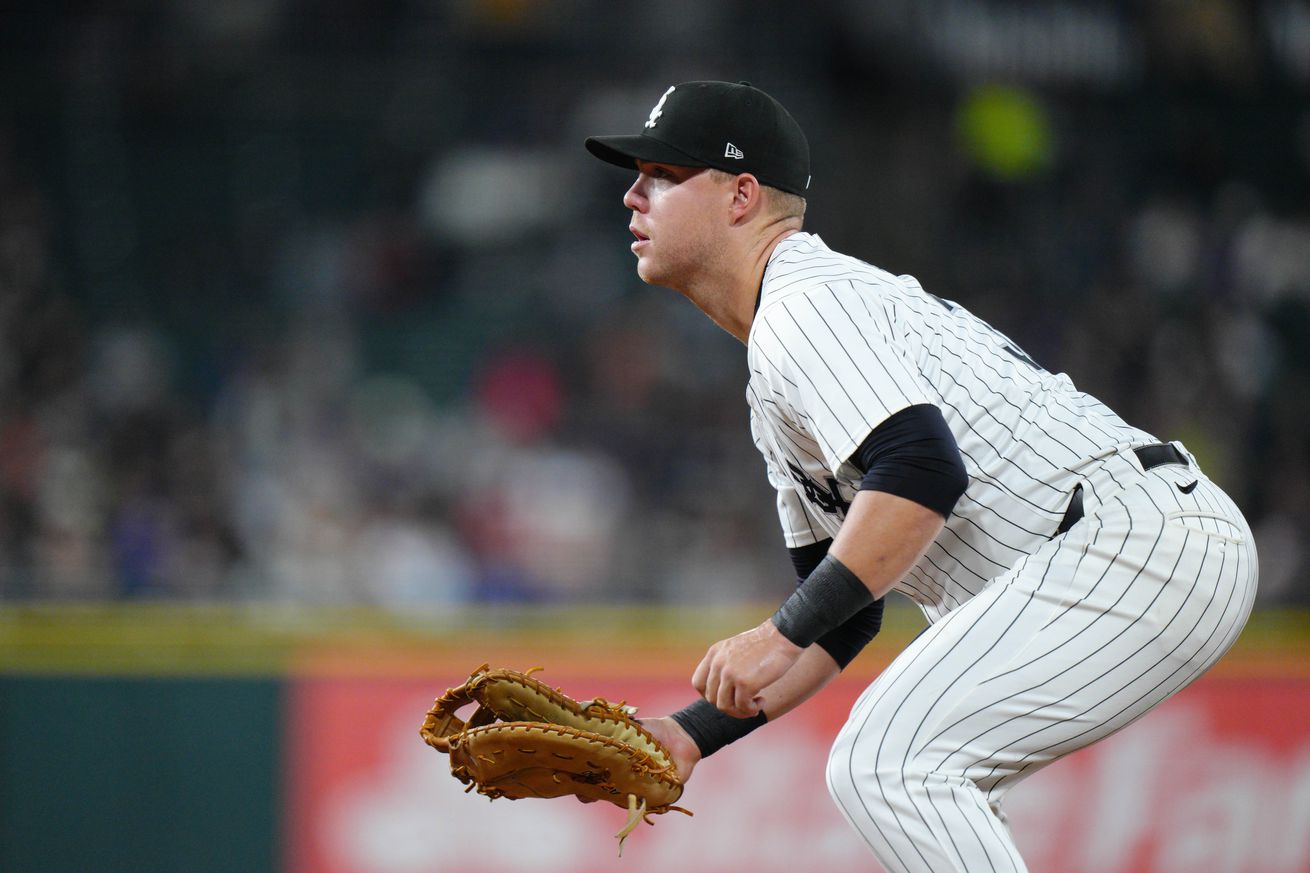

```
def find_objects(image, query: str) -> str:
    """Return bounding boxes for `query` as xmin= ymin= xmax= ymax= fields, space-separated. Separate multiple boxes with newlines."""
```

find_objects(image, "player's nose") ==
xmin=622 ymin=175 xmax=647 ymax=211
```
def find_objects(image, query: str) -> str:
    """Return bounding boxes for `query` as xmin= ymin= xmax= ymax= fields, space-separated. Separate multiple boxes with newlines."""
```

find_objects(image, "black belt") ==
xmin=1133 ymin=443 xmax=1188 ymax=471
xmin=1053 ymin=443 xmax=1188 ymax=537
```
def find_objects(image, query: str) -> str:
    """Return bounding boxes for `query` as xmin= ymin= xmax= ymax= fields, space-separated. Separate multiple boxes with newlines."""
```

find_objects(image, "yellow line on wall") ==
xmin=0 ymin=602 xmax=1305 ymax=678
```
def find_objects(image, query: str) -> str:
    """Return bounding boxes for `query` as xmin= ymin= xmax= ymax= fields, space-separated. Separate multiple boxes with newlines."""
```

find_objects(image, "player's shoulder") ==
xmin=754 ymin=234 xmax=925 ymax=335
xmin=762 ymin=233 xmax=918 ymax=305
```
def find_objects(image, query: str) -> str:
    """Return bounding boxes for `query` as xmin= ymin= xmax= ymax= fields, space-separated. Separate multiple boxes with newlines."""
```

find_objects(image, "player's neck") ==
xmin=679 ymin=279 xmax=752 ymax=342
xmin=708 ymin=225 xmax=798 ymax=344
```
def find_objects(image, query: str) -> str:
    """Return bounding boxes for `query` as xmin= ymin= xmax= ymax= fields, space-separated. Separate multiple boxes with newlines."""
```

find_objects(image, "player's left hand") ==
xmin=693 ymin=619 xmax=804 ymax=718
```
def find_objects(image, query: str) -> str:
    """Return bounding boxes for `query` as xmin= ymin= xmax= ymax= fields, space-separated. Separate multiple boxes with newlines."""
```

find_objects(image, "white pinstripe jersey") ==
xmin=747 ymin=232 xmax=1157 ymax=623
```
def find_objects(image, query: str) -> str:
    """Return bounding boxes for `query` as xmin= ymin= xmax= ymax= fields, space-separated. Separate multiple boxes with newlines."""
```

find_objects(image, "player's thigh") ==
xmin=832 ymin=494 xmax=1255 ymax=794
xmin=828 ymin=539 xmax=1075 ymax=788
xmin=925 ymin=488 xmax=1255 ymax=798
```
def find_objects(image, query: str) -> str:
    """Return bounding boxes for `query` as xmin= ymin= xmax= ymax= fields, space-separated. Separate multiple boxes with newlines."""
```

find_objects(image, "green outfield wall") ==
xmin=0 ymin=675 xmax=280 ymax=873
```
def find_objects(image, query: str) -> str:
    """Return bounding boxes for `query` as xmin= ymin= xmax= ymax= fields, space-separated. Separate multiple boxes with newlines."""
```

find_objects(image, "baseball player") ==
xmin=584 ymin=81 xmax=1258 ymax=872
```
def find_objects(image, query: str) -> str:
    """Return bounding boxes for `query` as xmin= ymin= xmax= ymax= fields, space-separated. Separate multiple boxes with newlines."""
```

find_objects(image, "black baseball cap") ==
xmin=585 ymin=81 xmax=811 ymax=197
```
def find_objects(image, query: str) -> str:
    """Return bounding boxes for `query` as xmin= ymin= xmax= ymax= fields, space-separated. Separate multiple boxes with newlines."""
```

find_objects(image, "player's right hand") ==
xmin=693 ymin=619 xmax=804 ymax=717
xmin=639 ymin=716 xmax=702 ymax=783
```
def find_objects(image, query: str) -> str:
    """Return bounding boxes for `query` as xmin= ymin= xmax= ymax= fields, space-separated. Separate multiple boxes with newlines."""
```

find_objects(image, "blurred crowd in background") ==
xmin=2 ymin=0 xmax=1309 ymax=608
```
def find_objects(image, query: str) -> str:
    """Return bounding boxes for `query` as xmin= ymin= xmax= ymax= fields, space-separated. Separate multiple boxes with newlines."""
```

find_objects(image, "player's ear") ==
xmin=727 ymin=172 xmax=765 ymax=224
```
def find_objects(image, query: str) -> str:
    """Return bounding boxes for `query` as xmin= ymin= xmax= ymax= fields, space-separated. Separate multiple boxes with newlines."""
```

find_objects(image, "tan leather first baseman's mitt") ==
xmin=420 ymin=664 xmax=690 ymax=853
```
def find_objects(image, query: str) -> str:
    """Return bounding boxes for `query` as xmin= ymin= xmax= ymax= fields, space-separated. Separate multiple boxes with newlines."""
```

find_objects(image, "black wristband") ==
xmin=669 ymin=698 xmax=767 ymax=758
xmin=771 ymin=554 xmax=874 ymax=648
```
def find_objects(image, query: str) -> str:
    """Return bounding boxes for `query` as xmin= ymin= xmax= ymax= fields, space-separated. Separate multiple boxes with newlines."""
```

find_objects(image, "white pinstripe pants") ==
xmin=826 ymin=452 xmax=1258 ymax=873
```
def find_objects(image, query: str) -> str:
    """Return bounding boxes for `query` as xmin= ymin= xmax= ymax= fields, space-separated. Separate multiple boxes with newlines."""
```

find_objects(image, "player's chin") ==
xmin=634 ymin=256 xmax=664 ymax=286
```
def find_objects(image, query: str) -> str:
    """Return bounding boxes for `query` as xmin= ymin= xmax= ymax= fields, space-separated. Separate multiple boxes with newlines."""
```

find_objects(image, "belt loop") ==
xmin=1053 ymin=483 xmax=1084 ymax=538
xmin=1173 ymin=440 xmax=1199 ymax=469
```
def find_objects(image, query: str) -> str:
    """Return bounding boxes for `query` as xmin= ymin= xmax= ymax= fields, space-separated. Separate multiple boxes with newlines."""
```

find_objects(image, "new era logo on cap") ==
xmin=584 ymin=81 xmax=812 ymax=197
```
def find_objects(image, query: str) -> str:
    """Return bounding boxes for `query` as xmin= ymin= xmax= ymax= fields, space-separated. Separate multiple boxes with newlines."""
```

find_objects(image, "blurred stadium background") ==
xmin=2 ymin=2 xmax=1309 ymax=872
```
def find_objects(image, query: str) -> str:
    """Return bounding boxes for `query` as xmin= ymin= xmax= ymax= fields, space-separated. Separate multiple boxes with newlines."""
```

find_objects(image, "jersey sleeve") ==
xmin=776 ymin=485 xmax=829 ymax=549
xmin=753 ymin=282 xmax=934 ymax=475
xmin=753 ymin=407 xmax=831 ymax=548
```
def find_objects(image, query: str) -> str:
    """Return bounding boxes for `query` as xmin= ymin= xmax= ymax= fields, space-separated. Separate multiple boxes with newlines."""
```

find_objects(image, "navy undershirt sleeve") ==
xmin=788 ymin=539 xmax=832 ymax=579
xmin=853 ymin=403 xmax=967 ymax=518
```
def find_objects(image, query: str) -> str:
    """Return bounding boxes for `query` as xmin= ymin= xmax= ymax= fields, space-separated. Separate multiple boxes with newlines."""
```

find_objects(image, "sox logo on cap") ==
xmin=644 ymin=86 xmax=675 ymax=129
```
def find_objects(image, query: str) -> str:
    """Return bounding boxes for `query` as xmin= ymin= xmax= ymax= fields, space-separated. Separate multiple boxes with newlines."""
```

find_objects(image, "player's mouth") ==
xmin=630 ymin=226 xmax=650 ymax=253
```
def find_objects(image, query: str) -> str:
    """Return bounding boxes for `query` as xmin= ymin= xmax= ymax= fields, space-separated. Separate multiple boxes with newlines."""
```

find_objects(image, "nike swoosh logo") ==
xmin=1178 ymin=481 xmax=1198 ymax=494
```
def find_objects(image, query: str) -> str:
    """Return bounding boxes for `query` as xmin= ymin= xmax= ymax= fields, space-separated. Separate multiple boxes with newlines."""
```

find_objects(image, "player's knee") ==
xmin=825 ymin=729 xmax=857 ymax=810
xmin=829 ymin=724 xmax=938 ymax=811
xmin=826 ymin=723 xmax=881 ymax=818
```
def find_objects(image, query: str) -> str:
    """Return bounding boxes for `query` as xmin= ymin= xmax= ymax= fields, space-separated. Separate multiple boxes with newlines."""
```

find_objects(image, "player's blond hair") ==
xmin=709 ymin=169 xmax=807 ymax=225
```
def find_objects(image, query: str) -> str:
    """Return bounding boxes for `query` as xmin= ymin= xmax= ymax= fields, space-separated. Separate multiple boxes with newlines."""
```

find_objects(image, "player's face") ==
xmin=624 ymin=161 xmax=730 ymax=288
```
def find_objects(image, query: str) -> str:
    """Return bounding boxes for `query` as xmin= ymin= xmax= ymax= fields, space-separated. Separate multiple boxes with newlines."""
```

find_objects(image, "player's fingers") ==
xmin=717 ymin=666 xmax=747 ymax=716
xmin=702 ymin=653 xmax=723 ymax=707
xmin=712 ymin=665 xmax=732 ymax=712
xmin=732 ymin=680 xmax=759 ymax=718
xmin=721 ymin=671 xmax=761 ymax=718
xmin=691 ymin=652 xmax=710 ymax=697
xmin=715 ymin=665 xmax=742 ymax=715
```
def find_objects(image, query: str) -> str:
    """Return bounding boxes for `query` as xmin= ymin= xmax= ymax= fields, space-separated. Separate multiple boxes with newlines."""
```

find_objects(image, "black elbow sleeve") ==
xmin=855 ymin=404 xmax=967 ymax=518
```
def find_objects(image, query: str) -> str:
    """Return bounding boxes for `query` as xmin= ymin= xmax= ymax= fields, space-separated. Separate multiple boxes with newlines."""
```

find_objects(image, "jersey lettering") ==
xmin=931 ymin=293 xmax=1046 ymax=373
xmin=788 ymin=461 xmax=850 ymax=516
xmin=1002 ymin=343 xmax=1044 ymax=372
